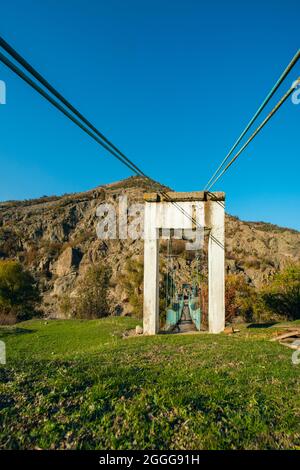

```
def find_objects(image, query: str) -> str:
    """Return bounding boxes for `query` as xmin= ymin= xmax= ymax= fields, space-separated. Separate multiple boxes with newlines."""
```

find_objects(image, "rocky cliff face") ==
xmin=0 ymin=176 xmax=299 ymax=317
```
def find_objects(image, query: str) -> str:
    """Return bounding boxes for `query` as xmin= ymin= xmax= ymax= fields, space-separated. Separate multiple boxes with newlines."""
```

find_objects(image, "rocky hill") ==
xmin=0 ymin=176 xmax=299 ymax=317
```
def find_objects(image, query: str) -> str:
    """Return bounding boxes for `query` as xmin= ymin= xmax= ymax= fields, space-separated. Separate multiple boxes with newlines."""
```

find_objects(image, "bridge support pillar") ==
xmin=143 ymin=203 xmax=159 ymax=335
xmin=207 ymin=198 xmax=225 ymax=333
xmin=143 ymin=191 xmax=225 ymax=335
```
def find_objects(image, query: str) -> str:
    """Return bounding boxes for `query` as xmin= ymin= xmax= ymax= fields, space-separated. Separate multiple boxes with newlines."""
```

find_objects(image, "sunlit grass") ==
xmin=0 ymin=318 xmax=299 ymax=449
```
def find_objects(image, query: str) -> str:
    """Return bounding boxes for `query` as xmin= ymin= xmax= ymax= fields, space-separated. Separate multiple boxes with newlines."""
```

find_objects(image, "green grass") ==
xmin=0 ymin=318 xmax=300 ymax=450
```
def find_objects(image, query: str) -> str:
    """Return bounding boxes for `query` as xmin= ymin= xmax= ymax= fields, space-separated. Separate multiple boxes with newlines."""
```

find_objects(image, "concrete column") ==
xmin=143 ymin=203 xmax=159 ymax=335
xmin=207 ymin=200 xmax=225 ymax=333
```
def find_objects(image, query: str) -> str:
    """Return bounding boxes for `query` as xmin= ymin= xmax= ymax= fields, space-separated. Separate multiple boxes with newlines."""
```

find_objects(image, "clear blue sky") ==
xmin=0 ymin=0 xmax=299 ymax=229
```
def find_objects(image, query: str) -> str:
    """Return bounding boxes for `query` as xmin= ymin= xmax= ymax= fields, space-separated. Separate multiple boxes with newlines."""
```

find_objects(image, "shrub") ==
xmin=225 ymin=274 xmax=255 ymax=322
xmin=59 ymin=294 xmax=73 ymax=318
xmin=261 ymin=264 xmax=300 ymax=320
xmin=40 ymin=240 xmax=63 ymax=257
xmin=74 ymin=263 xmax=111 ymax=319
xmin=119 ymin=258 xmax=143 ymax=318
xmin=0 ymin=228 xmax=20 ymax=258
xmin=24 ymin=244 xmax=39 ymax=265
xmin=0 ymin=260 xmax=40 ymax=323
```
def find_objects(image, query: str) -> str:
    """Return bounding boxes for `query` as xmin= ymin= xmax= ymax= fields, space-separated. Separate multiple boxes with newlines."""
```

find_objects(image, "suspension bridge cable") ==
xmin=0 ymin=51 xmax=149 ymax=178
xmin=0 ymin=39 xmax=177 ymax=191
xmin=204 ymin=49 xmax=300 ymax=190
xmin=0 ymin=39 xmax=218 ymax=232
xmin=0 ymin=35 xmax=147 ymax=178
xmin=207 ymin=77 xmax=300 ymax=191
xmin=1 ymin=54 xmax=205 ymax=236
xmin=1 ymin=35 xmax=298 ymax=210
xmin=0 ymin=49 xmax=204 ymax=231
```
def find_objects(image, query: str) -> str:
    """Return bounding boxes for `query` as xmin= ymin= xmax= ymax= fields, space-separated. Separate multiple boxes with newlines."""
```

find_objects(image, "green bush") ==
xmin=225 ymin=274 xmax=255 ymax=322
xmin=0 ymin=260 xmax=40 ymax=323
xmin=261 ymin=264 xmax=300 ymax=320
xmin=74 ymin=263 xmax=111 ymax=319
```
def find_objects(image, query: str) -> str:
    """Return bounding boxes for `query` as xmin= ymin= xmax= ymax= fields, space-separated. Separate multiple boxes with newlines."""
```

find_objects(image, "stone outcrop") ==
xmin=54 ymin=247 xmax=82 ymax=277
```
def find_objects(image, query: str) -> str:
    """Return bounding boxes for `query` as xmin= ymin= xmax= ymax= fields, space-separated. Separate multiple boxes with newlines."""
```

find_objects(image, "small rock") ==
xmin=135 ymin=325 xmax=143 ymax=335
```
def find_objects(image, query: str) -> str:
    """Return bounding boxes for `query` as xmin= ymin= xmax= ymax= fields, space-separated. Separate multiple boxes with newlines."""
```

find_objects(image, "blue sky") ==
xmin=0 ymin=0 xmax=299 ymax=229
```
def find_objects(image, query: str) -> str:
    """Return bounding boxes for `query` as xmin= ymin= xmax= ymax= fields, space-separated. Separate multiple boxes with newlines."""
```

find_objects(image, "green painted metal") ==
xmin=166 ymin=298 xmax=184 ymax=327
xmin=164 ymin=236 xmax=202 ymax=331
xmin=188 ymin=297 xmax=201 ymax=331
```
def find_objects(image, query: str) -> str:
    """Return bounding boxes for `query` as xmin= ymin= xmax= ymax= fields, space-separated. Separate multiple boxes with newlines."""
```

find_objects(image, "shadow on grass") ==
xmin=247 ymin=322 xmax=277 ymax=329
xmin=0 ymin=327 xmax=36 ymax=338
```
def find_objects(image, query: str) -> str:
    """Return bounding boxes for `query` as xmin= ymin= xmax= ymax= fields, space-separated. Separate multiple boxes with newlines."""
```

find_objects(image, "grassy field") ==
xmin=0 ymin=317 xmax=299 ymax=450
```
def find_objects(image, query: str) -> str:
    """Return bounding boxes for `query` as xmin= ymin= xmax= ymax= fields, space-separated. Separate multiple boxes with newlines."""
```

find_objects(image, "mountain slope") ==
xmin=0 ymin=176 xmax=299 ymax=316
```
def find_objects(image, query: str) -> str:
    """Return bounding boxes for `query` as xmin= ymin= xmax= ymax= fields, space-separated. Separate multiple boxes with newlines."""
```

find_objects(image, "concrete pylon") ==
xmin=206 ymin=197 xmax=225 ymax=333
xmin=143 ymin=202 xmax=159 ymax=335
xmin=143 ymin=191 xmax=225 ymax=335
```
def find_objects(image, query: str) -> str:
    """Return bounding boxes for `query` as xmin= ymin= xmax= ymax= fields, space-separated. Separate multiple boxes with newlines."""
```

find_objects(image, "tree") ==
xmin=225 ymin=274 xmax=255 ymax=322
xmin=262 ymin=264 xmax=300 ymax=320
xmin=0 ymin=260 xmax=40 ymax=322
xmin=74 ymin=263 xmax=111 ymax=319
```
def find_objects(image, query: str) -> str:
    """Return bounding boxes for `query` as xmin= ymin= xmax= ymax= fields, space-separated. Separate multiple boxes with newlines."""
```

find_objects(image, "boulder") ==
xmin=52 ymin=272 xmax=77 ymax=296
xmin=54 ymin=247 xmax=82 ymax=277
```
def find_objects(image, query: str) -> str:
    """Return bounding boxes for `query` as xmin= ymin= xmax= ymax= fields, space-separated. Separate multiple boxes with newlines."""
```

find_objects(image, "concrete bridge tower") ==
xmin=143 ymin=191 xmax=225 ymax=335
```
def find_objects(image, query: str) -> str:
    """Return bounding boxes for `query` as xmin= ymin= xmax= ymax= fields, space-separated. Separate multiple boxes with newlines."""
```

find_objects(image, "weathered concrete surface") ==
xmin=143 ymin=203 xmax=159 ymax=334
xmin=144 ymin=191 xmax=225 ymax=202
xmin=206 ymin=200 xmax=225 ymax=333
